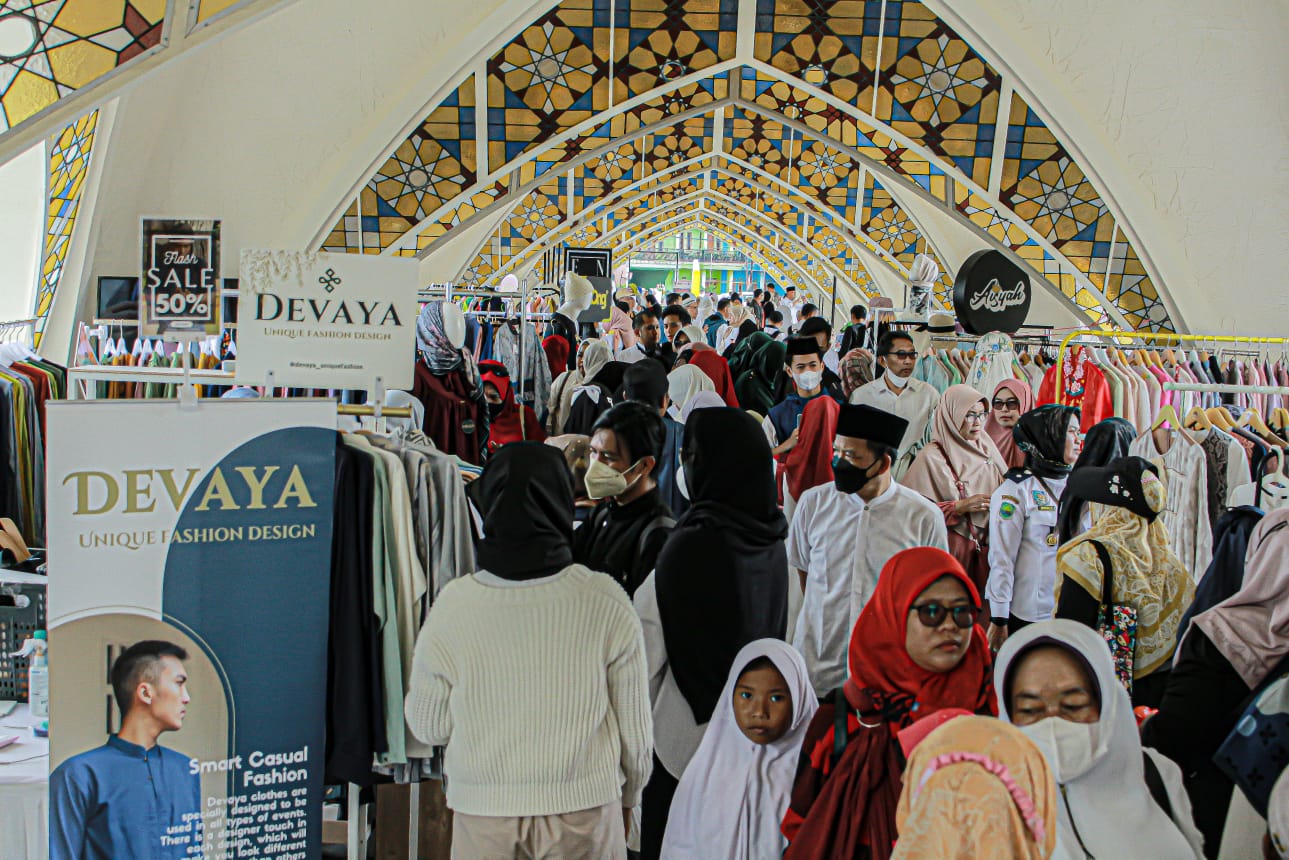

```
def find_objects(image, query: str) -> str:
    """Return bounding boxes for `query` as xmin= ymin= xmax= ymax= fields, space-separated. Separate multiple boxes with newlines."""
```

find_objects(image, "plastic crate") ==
xmin=0 ymin=580 xmax=46 ymax=701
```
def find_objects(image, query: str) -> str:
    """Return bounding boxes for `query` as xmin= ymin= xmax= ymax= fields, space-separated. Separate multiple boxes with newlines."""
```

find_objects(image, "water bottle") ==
xmin=27 ymin=630 xmax=48 ymax=719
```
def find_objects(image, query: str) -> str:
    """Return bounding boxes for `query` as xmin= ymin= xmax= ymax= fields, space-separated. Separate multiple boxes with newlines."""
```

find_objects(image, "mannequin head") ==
xmin=441 ymin=303 xmax=466 ymax=349
xmin=562 ymin=273 xmax=595 ymax=313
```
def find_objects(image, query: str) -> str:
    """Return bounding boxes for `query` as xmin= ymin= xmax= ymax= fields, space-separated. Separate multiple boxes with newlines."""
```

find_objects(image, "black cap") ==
xmin=623 ymin=360 xmax=668 ymax=408
xmin=835 ymin=404 xmax=908 ymax=449
xmin=785 ymin=336 xmax=823 ymax=358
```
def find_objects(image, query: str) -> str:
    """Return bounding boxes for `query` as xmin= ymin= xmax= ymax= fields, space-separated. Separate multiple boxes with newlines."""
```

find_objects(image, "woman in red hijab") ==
xmin=480 ymin=359 xmax=546 ymax=455
xmin=688 ymin=349 xmax=740 ymax=408
xmin=984 ymin=379 xmax=1035 ymax=469
xmin=782 ymin=547 xmax=997 ymax=860
xmin=541 ymin=335 xmax=570 ymax=381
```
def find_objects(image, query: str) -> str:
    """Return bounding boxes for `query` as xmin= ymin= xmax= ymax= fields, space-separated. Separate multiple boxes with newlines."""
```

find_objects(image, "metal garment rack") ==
xmin=1053 ymin=329 xmax=1289 ymax=405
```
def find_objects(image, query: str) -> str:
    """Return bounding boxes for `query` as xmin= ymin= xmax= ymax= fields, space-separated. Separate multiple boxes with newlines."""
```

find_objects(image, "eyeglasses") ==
xmin=991 ymin=398 xmax=1021 ymax=410
xmin=883 ymin=350 xmax=919 ymax=360
xmin=963 ymin=411 xmax=987 ymax=424
xmin=909 ymin=602 xmax=978 ymax=629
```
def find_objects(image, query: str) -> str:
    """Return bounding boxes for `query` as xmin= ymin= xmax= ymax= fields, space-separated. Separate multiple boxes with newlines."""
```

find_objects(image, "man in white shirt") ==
xmin=849 ymin=330 xmax=938 ymax=480
xmin=780 ymin=286 xmax=801 ymax=329
xmin=788 ymin=404 xmax=948 ymax=698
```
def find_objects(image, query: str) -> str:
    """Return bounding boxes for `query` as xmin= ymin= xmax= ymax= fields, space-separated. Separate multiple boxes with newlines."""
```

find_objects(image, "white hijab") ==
xmin=662 ymin=639 xmax=818 ymax=860
xmin=668 ymin=364 xmax=716 ymax=414
xmin=995 ymin=621 xmax=1202 ymax=860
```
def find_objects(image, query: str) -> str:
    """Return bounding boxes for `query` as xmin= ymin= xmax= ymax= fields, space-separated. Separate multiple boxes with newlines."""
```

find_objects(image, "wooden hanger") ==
xmin=1185 ymin=405 xmax=1213 ymax=431
xmin=1272 ymin=407 xmax=1289 ymax=435
xmin=1152 ymin=403 xmax=1181 ymax=431
xmin=1207 ymin=406 xmax=1235 ymax=430
xmin=1239 ymin=407 xmax=1274 ymax=438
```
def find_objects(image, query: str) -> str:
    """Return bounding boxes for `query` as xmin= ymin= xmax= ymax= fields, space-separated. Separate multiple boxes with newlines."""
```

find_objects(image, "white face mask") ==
xmin=1019 ymin=717 xmax=1100 ymax=784
xmin=882 ymin=367 xmax=911 ymax=388
xmin=676 ymin=464 xmax=689 ymax=500
xmin=584 ymin=457 xmax=641 ymax=500
xmin=795 ymin=369 xmax=823 ymax=392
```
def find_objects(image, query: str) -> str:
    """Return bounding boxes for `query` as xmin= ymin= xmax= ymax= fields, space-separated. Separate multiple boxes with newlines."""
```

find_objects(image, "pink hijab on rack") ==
xmin=1185 ymin=507 xmax=1289 ymax=688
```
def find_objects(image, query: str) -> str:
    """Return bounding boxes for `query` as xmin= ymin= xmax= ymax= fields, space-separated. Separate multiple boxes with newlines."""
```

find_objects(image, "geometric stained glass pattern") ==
xmin=326 ymin=1 xmax=1178 ymax=331
xmin=0 ymin=0 xmax=164 ymax=134
xmin=1000 ymin=92 xmax=1113 ymax=279
xmin=872 ymin=0 xmax=1000 ymax=188
xmin=34 ymin=107 xmax=97 ymax=348
xmin=1104 ymin=233 xmax=1171 ymax=332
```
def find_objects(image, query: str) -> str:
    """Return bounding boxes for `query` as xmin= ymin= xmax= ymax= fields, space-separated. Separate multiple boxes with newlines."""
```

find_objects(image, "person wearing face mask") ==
xmin=788 ymin=404 xmax=948 ymax=698
xmin=849 ymin=331 xmax=939 ymax=479
xmin=571 ymin=401 xmax=674 ymax=597
xmin=661 ymin=640 xmax=818 ymax=860
xmin=479 ymin=359 xmax=546 ymax=454
xmin=985 ymin=405 xmax=1081 ymax=652
xmin=997 ymin=620 xmax=1204 ymax=859
xmin=782 ymin=548 xmax=998 ymax=859
xmin=765 ymin=338 xmax=846 ymax=519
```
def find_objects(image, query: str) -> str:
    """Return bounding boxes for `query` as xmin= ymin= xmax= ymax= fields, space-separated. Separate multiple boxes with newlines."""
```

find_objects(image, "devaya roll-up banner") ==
xmin=45 ymin=400 xmax=336 ymax=860
xmin=235 ymin=250 xmax=419 ymax=390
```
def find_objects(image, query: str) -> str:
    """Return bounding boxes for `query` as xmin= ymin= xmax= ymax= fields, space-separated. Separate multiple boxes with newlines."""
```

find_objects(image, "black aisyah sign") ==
xmin=952 ymin=249 xmax=1031 ymax=335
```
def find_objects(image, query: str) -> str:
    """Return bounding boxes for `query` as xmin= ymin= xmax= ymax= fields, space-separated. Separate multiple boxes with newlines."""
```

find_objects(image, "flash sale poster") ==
xmin=140 ymin=218 xmax=222 ymax=337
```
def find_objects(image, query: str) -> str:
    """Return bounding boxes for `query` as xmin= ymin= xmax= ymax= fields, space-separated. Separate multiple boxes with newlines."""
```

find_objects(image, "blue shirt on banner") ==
xmin=50 ymin=735 xmax=202 ymax=860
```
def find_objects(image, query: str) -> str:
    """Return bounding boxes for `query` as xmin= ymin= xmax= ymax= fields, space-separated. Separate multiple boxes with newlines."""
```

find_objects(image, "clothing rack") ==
xmin=0 ymin=318 xmax=36 ymax=345
xmin=1053 ymin=329 xmax=1289 ymax=406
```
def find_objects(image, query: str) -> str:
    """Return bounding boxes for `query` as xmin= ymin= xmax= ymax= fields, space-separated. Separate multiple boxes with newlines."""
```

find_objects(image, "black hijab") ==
xmin=654 ymin=408 xmax=789 ymax=723
xmin=736 ymin=318 xmax=759 ymax=342
xmin=1057 ymin=417 xmax=1137 ymax=543
xmin=1012 ymin=404 xmax=1079 ymax=480
xmin=466 ymin=442 xmax=574 ymax=580
xmin=1065 ymin=455 xmax=1161 ymax=523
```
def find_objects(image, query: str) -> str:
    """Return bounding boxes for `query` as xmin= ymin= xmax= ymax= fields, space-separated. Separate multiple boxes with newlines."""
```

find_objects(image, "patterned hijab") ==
xmin=839 ymin=348 xmax=874 ymax=399
xmin=1056 ymin=457 xmax=1195 ymax=678
xmin=893 ymin=717 xmax=1056 ymax=860
xmin=416 ymin=301 xmax=481 ymax=392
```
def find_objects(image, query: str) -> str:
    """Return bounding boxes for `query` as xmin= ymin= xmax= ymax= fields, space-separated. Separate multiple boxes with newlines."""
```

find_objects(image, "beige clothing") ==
xmin=451 ymin=800 xmax=627 ymax=860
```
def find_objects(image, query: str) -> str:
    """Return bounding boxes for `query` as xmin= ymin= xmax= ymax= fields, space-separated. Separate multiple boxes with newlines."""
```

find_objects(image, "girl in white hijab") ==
xmin=662 ymin=639 xmax=817 ymax=860
xmin=995 ymin=620 xmax=1204 ymax=859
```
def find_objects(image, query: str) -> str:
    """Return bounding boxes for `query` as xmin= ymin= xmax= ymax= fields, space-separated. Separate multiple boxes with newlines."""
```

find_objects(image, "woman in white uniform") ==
xmin=986 ymin=404 xmax=1081 ymax=652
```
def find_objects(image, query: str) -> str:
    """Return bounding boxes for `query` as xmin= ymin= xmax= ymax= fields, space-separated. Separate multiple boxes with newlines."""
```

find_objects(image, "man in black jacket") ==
xmin=572 ymin=401 xmax=674 ymax=595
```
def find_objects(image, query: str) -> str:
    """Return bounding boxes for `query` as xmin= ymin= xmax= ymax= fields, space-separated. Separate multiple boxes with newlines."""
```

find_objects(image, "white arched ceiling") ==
xmin=20 ymin=0 xmax=1285 ymax=362
xmin=313 ymin=2 xmax=1176 ymax=331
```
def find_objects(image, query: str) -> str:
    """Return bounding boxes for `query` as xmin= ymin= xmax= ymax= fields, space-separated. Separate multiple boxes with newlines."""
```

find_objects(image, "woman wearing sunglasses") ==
xmin=904 ymin=384 xmax=1009 ymax=595
xmin=781 ymin=547 xmax=997 ymax=860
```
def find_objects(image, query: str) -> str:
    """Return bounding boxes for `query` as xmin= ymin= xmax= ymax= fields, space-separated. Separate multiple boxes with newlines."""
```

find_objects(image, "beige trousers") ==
xmin=450 ymin=801 xmax=627 ymax=860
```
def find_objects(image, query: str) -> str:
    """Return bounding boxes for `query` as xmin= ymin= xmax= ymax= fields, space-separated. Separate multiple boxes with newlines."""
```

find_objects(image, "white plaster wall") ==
xmin=0 ymin=141 xmax=44 ymax=322
xmin=931 ymin=0 xmax=1289 ymax=334
xmin=86 ymin=0 xmax=545 ymax=283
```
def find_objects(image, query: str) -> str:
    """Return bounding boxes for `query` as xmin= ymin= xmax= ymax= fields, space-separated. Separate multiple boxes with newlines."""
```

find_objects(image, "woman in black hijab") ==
xmin=633 ymin=407 xmax=789 ymax=858
xmin=465 ymin=441 xmax=575 ymax=579
xmin=410 ymin=442 xmax=655 ymax=855
xmin=1056 ymin=416 xmax=1137 ymax=545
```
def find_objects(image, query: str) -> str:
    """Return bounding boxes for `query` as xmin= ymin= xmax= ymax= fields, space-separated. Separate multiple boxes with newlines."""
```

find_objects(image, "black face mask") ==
xmin=486 ymin=401 xmax=505 ymax=420
xmin=833 ymin=456 xmax=878 ymax=495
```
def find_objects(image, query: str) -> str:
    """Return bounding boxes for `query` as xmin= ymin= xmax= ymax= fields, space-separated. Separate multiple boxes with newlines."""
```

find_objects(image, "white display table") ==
xmin=0 ymin=704 xmax=48 ymax=860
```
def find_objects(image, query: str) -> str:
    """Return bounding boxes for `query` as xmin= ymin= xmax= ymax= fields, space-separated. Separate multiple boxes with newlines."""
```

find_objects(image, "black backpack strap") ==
xmin=1089 ymin=539 xmax=1115 ymax=610
xmin=1141 ymin=750 xmax=1174 ymax=821
xmin=831 ymin=686 xmax=849 ymax=771
xmin=637 ymin=514 xmax=675 ymax=557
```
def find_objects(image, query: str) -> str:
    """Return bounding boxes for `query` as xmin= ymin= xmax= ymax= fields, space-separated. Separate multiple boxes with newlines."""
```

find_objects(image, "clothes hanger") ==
xmin=1185 ymin=405 xmax=1213 ymax=431
xmin=1206 ymin=406 xmax=1235 ymax=430
xmin=1152 ymin=403 xmax=1181 ymax=432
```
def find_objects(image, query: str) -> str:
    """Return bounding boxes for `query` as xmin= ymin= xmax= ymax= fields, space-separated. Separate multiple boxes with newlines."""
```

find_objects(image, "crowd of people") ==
xmin=405 ymin=286 xmax=1289 ymax=859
